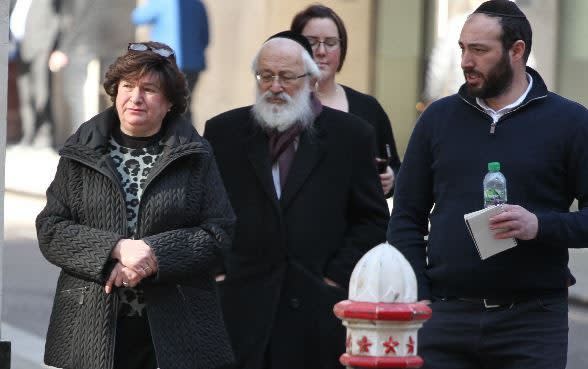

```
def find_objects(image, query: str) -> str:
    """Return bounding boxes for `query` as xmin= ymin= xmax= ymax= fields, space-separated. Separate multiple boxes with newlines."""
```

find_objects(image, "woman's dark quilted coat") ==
xmin=36 ymin=108 xmax=235 ymax=369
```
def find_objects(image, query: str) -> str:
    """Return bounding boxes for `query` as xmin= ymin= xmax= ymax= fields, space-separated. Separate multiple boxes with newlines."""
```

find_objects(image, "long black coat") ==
xmin=204 ymin=106 xmax=389 ymax=369
xmin=36 ymin=107 xmax=235 ymax=369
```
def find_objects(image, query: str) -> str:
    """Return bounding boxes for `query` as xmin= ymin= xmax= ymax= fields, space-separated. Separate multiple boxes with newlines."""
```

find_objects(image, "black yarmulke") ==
xmin=473 ymin=0 xmax=526 ymax=18
xmin=266 ymin=30 xmax=314 ymax=57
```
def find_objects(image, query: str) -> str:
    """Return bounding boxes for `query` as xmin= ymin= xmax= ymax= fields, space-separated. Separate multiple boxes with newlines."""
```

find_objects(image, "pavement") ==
xmin=5 ymin=145 xmax=59 ymax=198
xmin=3 ymin=144 xmax=588 ymax=305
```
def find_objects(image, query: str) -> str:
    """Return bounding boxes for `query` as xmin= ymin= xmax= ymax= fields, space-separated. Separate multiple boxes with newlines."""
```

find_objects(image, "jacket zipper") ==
xmin=61 ymin=286 xmax=89 ymax=304
xmin=489 ymin=122 xmax=497 ymax=134
xmin=79 ymin=286 xmax=87 ymax=304
xmin=460 ymin=94 xmax=548 ymax=134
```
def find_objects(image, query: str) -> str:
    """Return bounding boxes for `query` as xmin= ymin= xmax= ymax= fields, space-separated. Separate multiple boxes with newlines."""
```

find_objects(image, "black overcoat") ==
xmin=36 ymin=107 xmax=235 ymax=369
xmin=204 ymin=106 xmax=390 ymax=369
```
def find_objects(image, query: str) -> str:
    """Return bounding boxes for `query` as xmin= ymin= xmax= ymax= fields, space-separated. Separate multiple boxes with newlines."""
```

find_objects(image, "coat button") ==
xmin=289 ymin=297 xmax=301 ymax=309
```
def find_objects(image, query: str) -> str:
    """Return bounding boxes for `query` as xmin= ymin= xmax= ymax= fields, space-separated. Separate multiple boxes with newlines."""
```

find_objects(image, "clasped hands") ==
xmin=104 ymin=239 xmax=158 ymax=293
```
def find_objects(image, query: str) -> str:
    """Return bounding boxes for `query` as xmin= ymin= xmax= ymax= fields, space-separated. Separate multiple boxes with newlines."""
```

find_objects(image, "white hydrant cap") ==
xmin=348 ymin=243 xmax=417 ymax=303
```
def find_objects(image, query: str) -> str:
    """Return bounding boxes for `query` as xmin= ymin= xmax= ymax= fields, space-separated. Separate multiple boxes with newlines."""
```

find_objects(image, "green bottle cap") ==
xmin=488 ymin=162 xmax=501 ymax=172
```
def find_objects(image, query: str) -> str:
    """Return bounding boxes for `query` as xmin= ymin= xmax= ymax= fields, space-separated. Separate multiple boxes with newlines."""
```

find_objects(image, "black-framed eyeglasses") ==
xmin=304 ymin=36 xmax=341 ymax=51
xmin=255 ymin=72 xmax=310 ymax=87
xmin=128 ymin=43 xmax=175 ymax=58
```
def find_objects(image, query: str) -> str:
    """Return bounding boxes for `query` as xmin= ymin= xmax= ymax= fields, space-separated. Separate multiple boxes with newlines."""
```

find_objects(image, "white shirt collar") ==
xmin=476 ymin=73 xmax=533 ymax=123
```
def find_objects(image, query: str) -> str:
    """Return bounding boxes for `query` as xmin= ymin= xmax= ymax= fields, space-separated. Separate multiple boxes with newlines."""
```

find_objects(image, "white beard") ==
xmin=251 ymin=83 xmax=315 ymax=132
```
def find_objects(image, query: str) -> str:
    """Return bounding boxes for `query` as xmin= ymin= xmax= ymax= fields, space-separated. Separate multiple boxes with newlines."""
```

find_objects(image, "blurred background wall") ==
xmin=7 ymin=0 xmax=588 ymax=158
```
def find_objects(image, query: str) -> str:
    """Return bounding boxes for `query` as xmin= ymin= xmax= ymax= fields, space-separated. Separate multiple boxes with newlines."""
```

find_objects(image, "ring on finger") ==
xmin=122 ymin=281 xmax=129 ymax=287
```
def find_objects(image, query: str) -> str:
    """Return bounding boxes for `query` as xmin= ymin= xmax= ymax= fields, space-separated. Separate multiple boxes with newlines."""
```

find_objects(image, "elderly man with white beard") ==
xmin=204 ymin=31 xmax=389 ymax=369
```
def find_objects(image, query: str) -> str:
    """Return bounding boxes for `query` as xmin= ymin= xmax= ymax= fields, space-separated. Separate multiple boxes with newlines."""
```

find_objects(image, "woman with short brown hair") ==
xmin=291 ymin=5 xmax=402 ymax=197
xmin=37 ymin=41 xmax=235 ymax=369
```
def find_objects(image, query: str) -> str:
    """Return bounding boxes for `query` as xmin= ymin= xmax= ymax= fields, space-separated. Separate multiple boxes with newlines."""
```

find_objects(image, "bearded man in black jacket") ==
xmin=204 ymin=31 xmax=389 ymax=369
xmin=387 ymin=1 xmax=588 ymax=369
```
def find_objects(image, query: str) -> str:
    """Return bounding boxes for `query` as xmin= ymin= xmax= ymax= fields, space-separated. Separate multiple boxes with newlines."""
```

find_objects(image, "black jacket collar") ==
xmin=59 ymin=107 xmax=207 ymax=167
xmin=458 ymin=66 xmax=548 ymax=109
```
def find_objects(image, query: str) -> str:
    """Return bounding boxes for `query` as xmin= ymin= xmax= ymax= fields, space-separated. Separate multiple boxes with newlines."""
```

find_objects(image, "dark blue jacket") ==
xmin=387 ymin=67 xmax=588 ymax=300
xmin=132 ymin=0 xmax=209 ymax=71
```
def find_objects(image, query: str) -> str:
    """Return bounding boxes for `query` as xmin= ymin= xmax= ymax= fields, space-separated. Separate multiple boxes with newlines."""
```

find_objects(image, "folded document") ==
xmin=464 ymin=205 xmax=517 ymax=260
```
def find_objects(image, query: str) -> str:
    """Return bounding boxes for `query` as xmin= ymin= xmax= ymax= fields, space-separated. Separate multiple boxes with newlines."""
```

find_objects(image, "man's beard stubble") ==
xmin=464 ymin=50 xmax=514 ymax=99
xmin=251 ymin=83 xmax=315 ymax=132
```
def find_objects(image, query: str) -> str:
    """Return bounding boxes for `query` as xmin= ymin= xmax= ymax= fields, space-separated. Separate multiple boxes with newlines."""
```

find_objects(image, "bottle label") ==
xmin=484 ymin=188 xmax=506 ymax=206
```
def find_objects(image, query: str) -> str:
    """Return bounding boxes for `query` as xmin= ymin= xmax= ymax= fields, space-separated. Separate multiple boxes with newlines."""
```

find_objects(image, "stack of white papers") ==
xmin=464 ymin=205 xmax=517 ymax=260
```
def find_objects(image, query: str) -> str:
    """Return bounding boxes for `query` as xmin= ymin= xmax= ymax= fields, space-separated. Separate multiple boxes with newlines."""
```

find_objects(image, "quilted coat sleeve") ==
xmin=143 ymin=155 xmax=235 ymax=282
xmin=36 ymin=158 xmax=123 ymax=283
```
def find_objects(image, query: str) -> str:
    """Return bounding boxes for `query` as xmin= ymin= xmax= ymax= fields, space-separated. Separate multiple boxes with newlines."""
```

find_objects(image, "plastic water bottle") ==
xmin=483 ymin=162 xmax=507 ymax=207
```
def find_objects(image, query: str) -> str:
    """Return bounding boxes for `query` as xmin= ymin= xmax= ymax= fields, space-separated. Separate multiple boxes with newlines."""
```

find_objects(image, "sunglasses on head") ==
xmin=128 ymin=43 xmax=175 ymax=58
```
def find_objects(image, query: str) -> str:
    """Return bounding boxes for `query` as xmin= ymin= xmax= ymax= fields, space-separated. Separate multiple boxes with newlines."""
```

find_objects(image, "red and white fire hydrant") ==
xmin=334 ymin=243 xmax=431 ymax=368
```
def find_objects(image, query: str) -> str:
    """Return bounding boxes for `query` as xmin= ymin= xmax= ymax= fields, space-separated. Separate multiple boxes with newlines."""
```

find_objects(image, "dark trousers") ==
xmin=114 ymin=316 xmax=158 ymax=369
xmin=419 ymin=294 xmax=568 ymax=369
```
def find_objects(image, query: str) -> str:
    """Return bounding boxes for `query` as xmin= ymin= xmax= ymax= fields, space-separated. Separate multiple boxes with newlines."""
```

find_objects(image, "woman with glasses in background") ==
xmin=36 ymin=41 xmax=235 ymax=369
xmin=291 ymin=4 xmax=401 ymax=197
